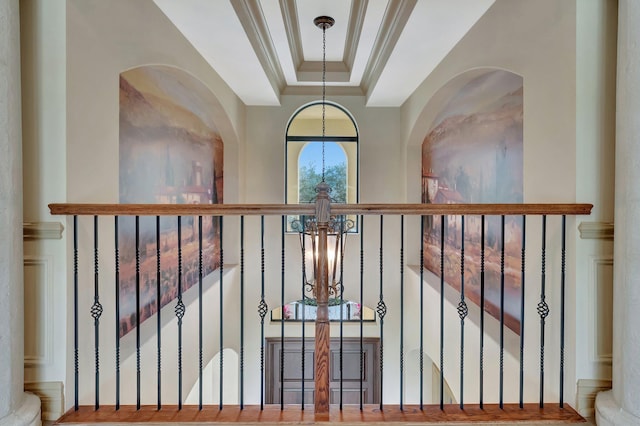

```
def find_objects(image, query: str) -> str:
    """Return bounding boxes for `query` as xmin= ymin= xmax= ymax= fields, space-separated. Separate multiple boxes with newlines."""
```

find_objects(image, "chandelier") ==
xmin=291 ymin=16 xmax=354 ymax=303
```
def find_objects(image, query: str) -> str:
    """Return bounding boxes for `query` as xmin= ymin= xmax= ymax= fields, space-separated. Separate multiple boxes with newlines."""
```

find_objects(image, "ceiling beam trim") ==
xmin=280 ymin=0 xmax=303 ymax=71
xmin=343 ymin=0 xmax=368 ymax=71
xmin=232 ymin=0 xmax=287 ymax=98
xmin=360 ymin=0 xmax=416 ymax=96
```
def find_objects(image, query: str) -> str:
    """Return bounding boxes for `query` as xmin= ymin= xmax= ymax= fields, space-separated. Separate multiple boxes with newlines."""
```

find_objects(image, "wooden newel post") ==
xmin=314 ymin=182 xmax=331 ymax=415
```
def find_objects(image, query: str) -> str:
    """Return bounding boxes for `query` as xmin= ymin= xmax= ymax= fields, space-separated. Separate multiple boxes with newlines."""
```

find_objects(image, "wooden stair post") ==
xmin=314 ymin=182 xmax=331 ymax=416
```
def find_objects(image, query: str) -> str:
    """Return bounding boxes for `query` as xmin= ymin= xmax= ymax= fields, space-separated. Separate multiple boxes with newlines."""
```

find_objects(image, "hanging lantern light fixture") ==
xmin=292 ymin=16 xmax=354 ymax=304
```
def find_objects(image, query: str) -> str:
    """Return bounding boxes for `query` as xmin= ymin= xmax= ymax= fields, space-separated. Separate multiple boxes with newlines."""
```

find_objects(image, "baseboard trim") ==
xmin=25 ymin=381 xmax=63 ymax=421
xmin=577 ymin=378 xmax=612 ymax=419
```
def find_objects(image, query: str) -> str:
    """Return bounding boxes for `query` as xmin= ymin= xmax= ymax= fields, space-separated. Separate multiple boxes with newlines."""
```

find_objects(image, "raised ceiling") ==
xmin=153 ymin=0 xmax=495 ymax=106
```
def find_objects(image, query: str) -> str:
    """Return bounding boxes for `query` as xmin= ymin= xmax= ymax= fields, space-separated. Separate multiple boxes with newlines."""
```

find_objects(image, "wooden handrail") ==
xmin=49 ymin=203 xmax=593 ymax=217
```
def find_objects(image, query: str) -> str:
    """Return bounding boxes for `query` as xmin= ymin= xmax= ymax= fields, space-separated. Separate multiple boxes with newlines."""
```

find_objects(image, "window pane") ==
xmin=298 ymin=142 xmax=347 ymax=203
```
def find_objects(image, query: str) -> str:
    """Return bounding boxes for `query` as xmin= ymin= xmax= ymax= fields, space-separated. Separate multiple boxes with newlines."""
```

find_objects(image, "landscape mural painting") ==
xmin=119 ymin=66 xmax=223 ymax=336
xmin=422 ymin=70 xmax=523 ymax=333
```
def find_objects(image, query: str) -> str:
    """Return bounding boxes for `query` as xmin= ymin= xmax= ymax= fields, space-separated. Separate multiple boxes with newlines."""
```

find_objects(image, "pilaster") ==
xmin=596 ymin=0 xmax=640 ymax=424
xmin=0 ymin=0 xmax=42 ymax=424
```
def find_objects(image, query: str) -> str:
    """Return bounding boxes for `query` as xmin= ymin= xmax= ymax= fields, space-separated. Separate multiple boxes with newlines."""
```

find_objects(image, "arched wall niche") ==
xmin=405 ymin=67 xmax=523 ymax=203
xmin=406 ymin=67 xmax=523 ymax=151
xmin=119 ymin=64 xmax=240 ymax=203
xmin=118 ymin=64 xmax=228 ymax=336
xmin=416 ymin=67 xmax=524 ymax=334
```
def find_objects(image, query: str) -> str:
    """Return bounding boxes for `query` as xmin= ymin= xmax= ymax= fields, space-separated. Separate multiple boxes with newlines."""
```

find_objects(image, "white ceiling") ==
xmin=153 ymin=0 xmax=495 ymax=107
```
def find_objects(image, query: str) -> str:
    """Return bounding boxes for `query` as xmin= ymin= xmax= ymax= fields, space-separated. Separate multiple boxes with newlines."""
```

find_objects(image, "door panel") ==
xmin=266 ymin=337 xmax=379 ymax=405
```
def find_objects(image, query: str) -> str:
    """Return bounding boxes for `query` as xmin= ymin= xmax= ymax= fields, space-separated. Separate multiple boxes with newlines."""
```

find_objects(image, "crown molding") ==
xmin=280 ymin=0 xmax=303 ymax=70
xmin=296 ymin=61 xmax=350 ymax=82
xmin=578 ymin=221 xmax=614 ymax=240
xmin=232 ymin=0 xmax=286 ymax=97
xmin=344 ymin=0 xmax=368 ymax=70
xmin=283 ymin=85 xmax=365 ymax=97
xmin=23 ymin=221 xmax=64 ymax=240
xmin=360 ymin=0 xmax=417 ymax=95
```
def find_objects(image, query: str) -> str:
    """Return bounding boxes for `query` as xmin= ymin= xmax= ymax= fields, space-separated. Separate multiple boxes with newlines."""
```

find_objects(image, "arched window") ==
xmin=286 ymin=102 xmax=358 ymax=205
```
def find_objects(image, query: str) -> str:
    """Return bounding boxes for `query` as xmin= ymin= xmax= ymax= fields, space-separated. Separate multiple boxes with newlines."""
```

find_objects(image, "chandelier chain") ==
xmin=321 ymin=24 xmax=326 ymax=182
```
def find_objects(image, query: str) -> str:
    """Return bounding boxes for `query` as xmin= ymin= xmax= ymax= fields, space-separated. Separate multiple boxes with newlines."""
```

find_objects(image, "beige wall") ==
xmin=19 ymin=0 xmax=617 ymax=412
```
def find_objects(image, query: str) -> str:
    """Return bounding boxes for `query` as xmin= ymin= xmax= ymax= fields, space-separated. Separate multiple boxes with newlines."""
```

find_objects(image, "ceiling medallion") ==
xmin=313 ymin=16 xmax=335 ymax=30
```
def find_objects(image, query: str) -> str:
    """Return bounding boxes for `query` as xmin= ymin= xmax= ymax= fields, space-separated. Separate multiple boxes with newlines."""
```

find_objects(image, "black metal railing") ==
xmin=50 ymin=201 xmax=590 ymax=418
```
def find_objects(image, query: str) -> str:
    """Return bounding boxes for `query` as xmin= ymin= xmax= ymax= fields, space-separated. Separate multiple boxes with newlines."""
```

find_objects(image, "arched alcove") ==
xmin=118 ymin=65 xmax=225 ymax=335
xmin=418 ymin=68 xmax=524 ymax=334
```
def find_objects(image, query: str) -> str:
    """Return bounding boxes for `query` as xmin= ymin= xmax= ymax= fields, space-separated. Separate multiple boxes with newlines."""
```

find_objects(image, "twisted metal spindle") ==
xmin=135 ymin=216 xmax=141 ymax=410
xmin=175 ymin=216 xmax=185 ymax=409
xmin=240 ymin=216 xmax=245 ymax=409
xmin=73 ymin=215 xmax=79 ymax=411
xmin=419 ymin=216 xmax=425 ymax=410
xmin=479 ymin=215 xmax=485 ymax=409
xmin=219 ymin=216 xmax=224 ymax=410
xmin=155 ymin=216 xmax=162 ymax=409
xmin=519 ymin=216 xmax=526 ymax=408
xmin=458 ymin=215 xmax=468 ymax=409
xmin=499 ymin=215 xmax=505 ymax=409
xmin=539 ymin=215 xmax=549 ymax=408
xmin=92 ymin=215 xmax=103 ymax=410
xmin=198 ymin=216 xmax=203 ymax=410
xmin=115 ymin=216 xmax=120 ymax=410
xmin=439 ymin=215 xmax=445 ymax=410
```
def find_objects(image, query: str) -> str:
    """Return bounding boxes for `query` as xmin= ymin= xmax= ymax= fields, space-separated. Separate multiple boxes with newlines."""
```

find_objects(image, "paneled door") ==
xmin=266 ymin=337 xmax=379 ymax=405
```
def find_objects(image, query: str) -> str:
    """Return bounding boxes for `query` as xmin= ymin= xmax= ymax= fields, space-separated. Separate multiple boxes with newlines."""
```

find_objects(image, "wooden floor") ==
xmin=55 ymin=404 xmax=586 ymax=425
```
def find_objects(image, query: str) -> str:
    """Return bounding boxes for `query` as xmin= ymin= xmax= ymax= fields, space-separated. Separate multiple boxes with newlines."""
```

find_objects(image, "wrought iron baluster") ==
xmin=300 ymin=218 xmax=306 ymax=410
xmin=155 ymin=216 xmax=162 ymax=409
xmin=280 ymin=216 xmax=285 ymax=410
xmin=198 ymin=216 xmax=203 ymax=410
xmin=439 ymin=215 xmax=445 ymax=410
xmin=339 ymin=217 xmax=345 ymax=410
xmin=500 ymin=215 xmax=505 ymax=409
xmin=377 ymin=215 xmax=387 ymax=409
xmin=479 ymin=215 xmax=485 ymax=409
xmin=240 ymin=216 xmax=245 ymax=409
xmin=520 ymin=216 xmax=527 ymax=408
xmin=560 ymin=215 xmax=566 ymax=408
xmin=115 ymin=216 xmax=120 ymax=410
xmin=219 ymin=216 xmax=224 ymax=410
xmin=135 ymin=217 xmax=141 ymax=410
xmin=258 ymin=216 xmax=268 ymax=410
xmin=175 ymin=216 xmax=185 ymax=409
xmin=538 ymin=215 xmax=549 ymax=408
xmin=73 ymin=215 xmax=79 ymax=411
xmin=419 ymin=216 xmax=425 ymax=410
xmin=458 ymin=215 xmax=468 ymax=409
xmin=359 ymin=215 xmax=364 ymax=411
xmin=400 ymin=215 xmax=405 ymax=410
xmin=92 ymin=215 xmax=103 ymax=410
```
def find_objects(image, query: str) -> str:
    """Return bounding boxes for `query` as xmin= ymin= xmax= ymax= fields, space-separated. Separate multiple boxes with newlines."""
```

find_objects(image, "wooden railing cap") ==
xmin=48 ymin=202 xmax=593 ymax=217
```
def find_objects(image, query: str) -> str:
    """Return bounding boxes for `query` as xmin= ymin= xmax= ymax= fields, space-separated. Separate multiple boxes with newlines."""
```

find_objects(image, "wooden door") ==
xmin=266 ymin=337 xmax=379 ymax=405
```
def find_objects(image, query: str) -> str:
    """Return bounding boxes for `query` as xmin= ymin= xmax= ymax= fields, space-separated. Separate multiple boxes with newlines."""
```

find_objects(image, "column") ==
xmin=596 ymin=1 xmax=640 ymax=425
xmin=0 ymin=0 xmax=41 ymax=425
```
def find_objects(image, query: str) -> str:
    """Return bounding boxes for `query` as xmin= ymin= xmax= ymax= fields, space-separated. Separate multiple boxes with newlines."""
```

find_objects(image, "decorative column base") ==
xmin=0 ymin=393 xmax=40 ymax=426
xmin=596 ymin=390 xmax=640 ymax=426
